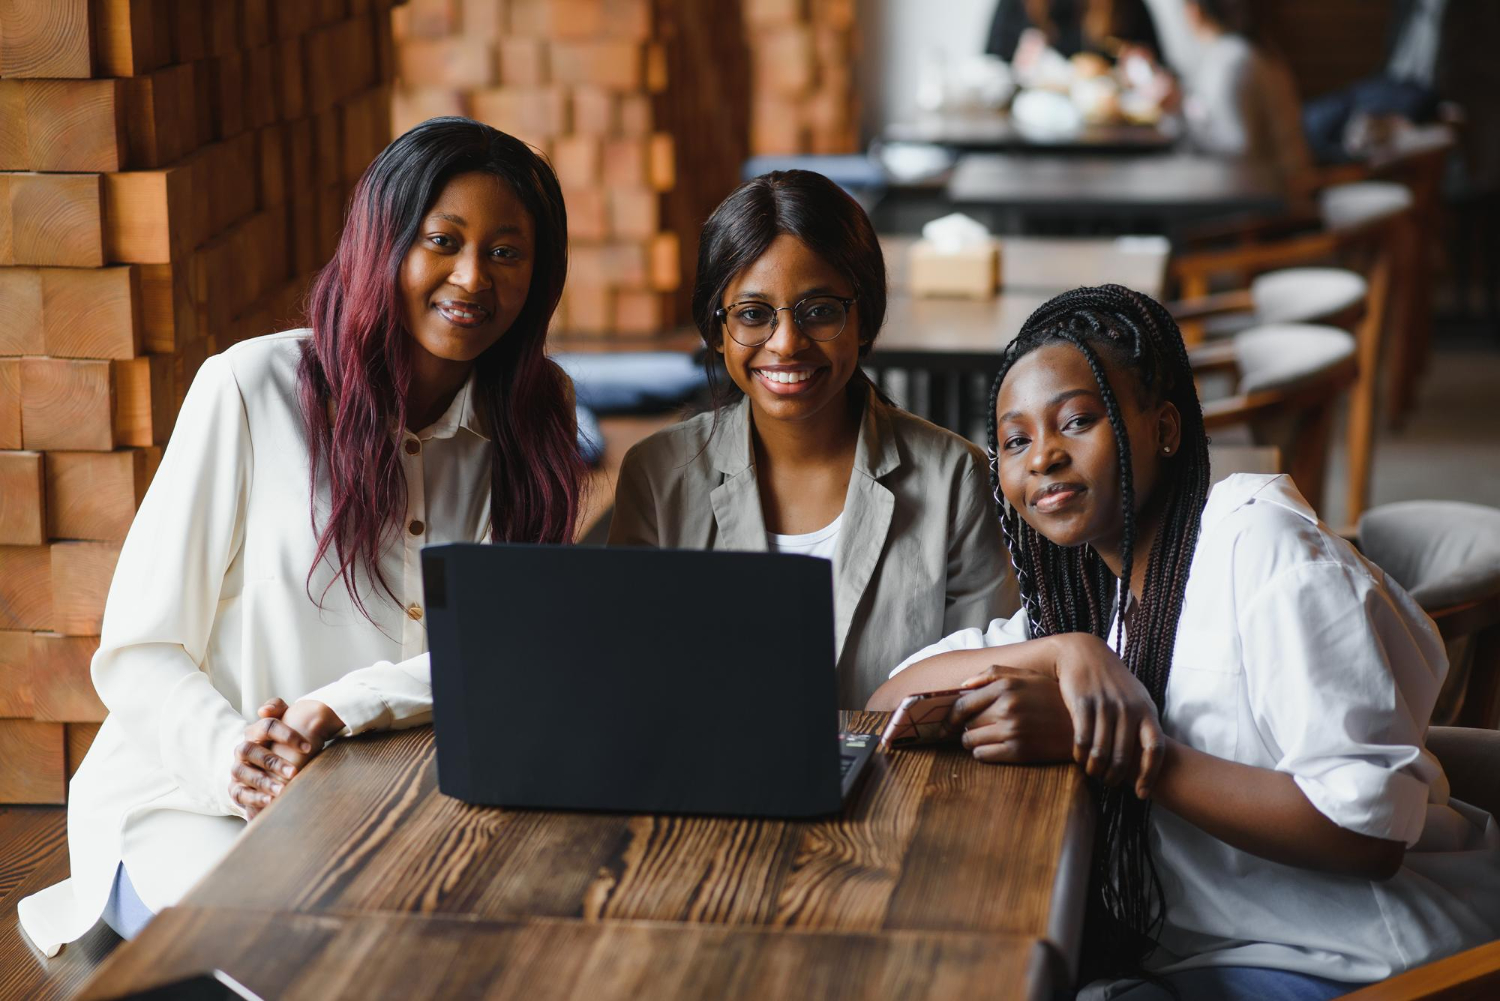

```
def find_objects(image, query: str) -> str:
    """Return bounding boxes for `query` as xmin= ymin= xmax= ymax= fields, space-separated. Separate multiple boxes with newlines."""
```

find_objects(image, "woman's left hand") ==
xmin=1048 ymin=634 xmax=1166 ymax=798
xmin=229 ymin=698 xmax=344 ymax=819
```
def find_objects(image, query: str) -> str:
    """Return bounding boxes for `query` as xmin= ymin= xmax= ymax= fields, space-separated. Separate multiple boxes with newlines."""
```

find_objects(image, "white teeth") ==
xmin=440 ymin=306 xmax=482 ymax=321
xmin=759 ymin=369 xmax=813 ymax=384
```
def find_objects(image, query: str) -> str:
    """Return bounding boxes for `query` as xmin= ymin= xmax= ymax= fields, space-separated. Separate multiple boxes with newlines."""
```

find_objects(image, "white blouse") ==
xmin=19 ymin=330 xmax=492 ymax=957
xmin=893 ymin=474 xmax=1500 ymax=983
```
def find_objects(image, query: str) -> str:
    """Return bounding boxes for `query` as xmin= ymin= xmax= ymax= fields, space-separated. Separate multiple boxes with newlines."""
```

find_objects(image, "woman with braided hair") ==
xmin=869 ymin=285 xmax=1500 ymax=999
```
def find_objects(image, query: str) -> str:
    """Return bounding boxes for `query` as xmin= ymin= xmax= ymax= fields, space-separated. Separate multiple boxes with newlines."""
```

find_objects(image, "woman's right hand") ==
xmin=228 ymin=698 xmax=316 ymax=819
xmin=1047 ymin=633 xmax=1166 ymax=798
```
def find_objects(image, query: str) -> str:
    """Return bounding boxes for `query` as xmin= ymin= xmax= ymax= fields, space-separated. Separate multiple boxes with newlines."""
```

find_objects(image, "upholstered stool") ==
xmin=1249 ymin=267 xmax=1368 ymax=325
xmin=1319 ymin=180 xmax=1414 ymax=230
xmin=1234 ymin=323 xmax=1357 ymax=395
xmin=1358 ymin=501 xmax=1500 ymax=726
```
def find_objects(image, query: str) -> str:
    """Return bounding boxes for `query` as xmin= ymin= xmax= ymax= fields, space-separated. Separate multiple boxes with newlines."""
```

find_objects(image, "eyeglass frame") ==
xmin=713 ymin=294 xmax=859 ymax=347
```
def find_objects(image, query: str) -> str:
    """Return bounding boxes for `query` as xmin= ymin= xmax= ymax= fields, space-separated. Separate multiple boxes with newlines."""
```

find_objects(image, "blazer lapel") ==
xmin=708 ymin=397 xmax=769 ymax=551
xmin=832 ymin=391 xmax=901 ymax=662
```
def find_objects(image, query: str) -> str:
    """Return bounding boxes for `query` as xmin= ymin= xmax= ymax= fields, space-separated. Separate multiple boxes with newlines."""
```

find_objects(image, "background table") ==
xmin=78 ymin=712 xmax=1094 ymax=1001
xmin=871 ymin=235 xmax=1171 ymax=433
xmin=947 ymin=153 xmax=1283 ymax=232
xmin=886 ymin=112 xmax=1177 ymax=155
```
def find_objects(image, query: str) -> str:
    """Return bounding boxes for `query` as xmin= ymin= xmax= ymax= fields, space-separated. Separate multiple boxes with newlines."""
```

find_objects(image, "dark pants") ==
xmin=1302 ymin=75 xmax=1439 ymax=164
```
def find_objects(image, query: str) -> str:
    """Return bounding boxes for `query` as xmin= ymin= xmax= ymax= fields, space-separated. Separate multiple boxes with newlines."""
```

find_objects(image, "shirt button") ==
xmin=409 ymin=519 xmax=425 ymax=536
xmin=404 ymin=439 xmax=420 ymax=455
xmin=406 ymin=604 xmax=423 ymax=621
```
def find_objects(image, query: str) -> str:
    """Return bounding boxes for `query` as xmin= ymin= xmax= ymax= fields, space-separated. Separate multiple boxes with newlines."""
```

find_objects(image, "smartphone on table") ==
xmin=878 ymin=687 xmax=970 ymax=751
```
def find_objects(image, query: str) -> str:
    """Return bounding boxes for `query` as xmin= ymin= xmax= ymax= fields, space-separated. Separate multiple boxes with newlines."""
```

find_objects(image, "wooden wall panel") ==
xmin=0 ymin=544 xmax=52 ymax=631
xmin=0 ymin=0 xmax=94 ymax=79
xmin=0 ymin=630 xmax=35 ymax=717
xmin=0 ymin=360 xmax=21 ymax=449
xmin=20 ymin=357 xmax=116 ymax=451
xmin=3 ymin=172 xmax=106 ymax=267
xmin=0 ymin=267 xmax=44 ymax=354
xmin=0 ymin=451 xmax=46 ymax=545
xmin=50 ymin=541 xmax=120 ymax=636
xmin=40 ymin=265 xmax=144 ymax=360
xmin=44 ymin=449 xmax=154 ymax=542
xmin=67 ymin=721 xmax=101 ymax=778
xmin=30 ymin=632 xmax=106 ymax=722
xmin=0 ymin=719 xmax=66 ymax=803
xmin=0 ymin=0 xmax=399 ymax=804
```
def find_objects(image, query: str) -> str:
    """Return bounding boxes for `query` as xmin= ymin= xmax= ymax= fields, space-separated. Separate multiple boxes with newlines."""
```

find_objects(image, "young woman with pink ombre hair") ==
xmin=19 ymin=118 xmax=584 ymax=956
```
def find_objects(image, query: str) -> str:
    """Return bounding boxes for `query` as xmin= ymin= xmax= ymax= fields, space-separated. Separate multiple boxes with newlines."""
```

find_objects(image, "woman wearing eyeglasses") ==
xmin=607 ymin=170 xmax=1015 ymax=707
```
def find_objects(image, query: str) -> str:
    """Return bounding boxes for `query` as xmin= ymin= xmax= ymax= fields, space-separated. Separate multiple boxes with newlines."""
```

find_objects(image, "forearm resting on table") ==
xmin=866 ymin=638 xmax=1059 ymax=710
xmin=1153 ymin=738 xmax=1405 ymax=881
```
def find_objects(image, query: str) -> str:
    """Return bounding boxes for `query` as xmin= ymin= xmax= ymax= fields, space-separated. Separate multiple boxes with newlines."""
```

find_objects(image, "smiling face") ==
xmin=994 ymin=341 xmax=1180 ymax=554
xmin=715 ymin=234 xmax=863 ymax=425
xmin=398 ymin=171 xmax=536 ymax=369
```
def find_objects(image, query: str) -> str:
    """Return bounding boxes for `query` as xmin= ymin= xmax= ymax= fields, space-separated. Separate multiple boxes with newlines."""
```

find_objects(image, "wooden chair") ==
xmin=1170 ymin=207 xmax=1405 ymax=527
xmin=1357 ymin=501 xmax=1500 ymax=728
xmin=1335 ymin=727 xmax=1500 ymax=1001
xmin=1363 ymin=130 xmax=1457 ymax=428
xmin=1192 ymin=325 xmax=1357 ymax=516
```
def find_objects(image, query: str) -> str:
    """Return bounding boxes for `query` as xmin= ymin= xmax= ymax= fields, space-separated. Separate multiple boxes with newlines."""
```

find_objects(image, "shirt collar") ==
xmin=707 ymin=382 xmax=901 ymax=480
xmin=1199 ymin=472 xmax=1318 ymax=536
xmin=411 ymin=371 xmax=489 ymax=442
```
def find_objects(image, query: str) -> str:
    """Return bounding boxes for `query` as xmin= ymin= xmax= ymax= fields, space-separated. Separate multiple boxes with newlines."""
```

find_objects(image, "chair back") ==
xmin=1359 ymin=502 xmax=1500 ymax=727
xmin=1197 ymin=324 xmax=1356 ymax=514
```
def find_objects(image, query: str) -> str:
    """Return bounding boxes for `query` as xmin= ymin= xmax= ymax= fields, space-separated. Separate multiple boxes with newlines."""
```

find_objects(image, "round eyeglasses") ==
xmin=714 ymin=294 xmax=856 ymax=348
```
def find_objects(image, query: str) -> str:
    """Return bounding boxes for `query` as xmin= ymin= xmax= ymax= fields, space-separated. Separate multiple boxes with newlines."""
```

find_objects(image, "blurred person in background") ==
xmin=987 ymin=0 xmax=1162 ymax=64
xmin=1179 ymin=0 xmax=1311 ymax=182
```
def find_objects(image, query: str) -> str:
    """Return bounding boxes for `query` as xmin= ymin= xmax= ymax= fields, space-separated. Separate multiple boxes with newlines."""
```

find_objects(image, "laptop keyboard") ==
xmin=838 ymin=732 xmax=875 ymax=798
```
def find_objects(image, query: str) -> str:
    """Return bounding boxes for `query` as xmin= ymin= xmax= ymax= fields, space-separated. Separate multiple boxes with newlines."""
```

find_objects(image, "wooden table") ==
xmin=78 ymin=712 xmax=1093 ymax=1001
xmin=886 ymin=111 xmax=1176 ymax=155
xmin=947 ymin=153 xmax=1283 ymax=230
xmin=871 ymin=235 xmax=1171 ymax=432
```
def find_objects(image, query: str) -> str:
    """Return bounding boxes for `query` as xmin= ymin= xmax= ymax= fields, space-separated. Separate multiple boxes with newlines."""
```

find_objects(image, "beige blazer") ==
xmin=607 ymin=389 xmax=1018 ymax=706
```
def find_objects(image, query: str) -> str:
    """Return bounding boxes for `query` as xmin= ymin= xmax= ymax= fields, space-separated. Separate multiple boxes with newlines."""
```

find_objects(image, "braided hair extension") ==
xmin=983 ymin=285 xmax=1212 ymax=975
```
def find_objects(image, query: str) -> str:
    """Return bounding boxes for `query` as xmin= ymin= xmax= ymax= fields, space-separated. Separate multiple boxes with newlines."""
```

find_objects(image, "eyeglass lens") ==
xmin=725 ymin=296 xmax=848 ymax=345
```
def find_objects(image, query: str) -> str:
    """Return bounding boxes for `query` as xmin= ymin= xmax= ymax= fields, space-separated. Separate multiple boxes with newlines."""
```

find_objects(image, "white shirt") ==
xmin=767 ymin=513 xmax=844 ymax=563
xmin=19 ymin=331 xmax=493 ymax=956
xmin=893 ymin=474 xmax=1500 ymax=983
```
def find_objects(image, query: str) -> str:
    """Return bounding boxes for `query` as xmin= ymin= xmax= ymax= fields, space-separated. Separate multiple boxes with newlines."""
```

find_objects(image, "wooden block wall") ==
xmin=0 ymin=0 xmax=403 ymax=803
xmin=743 ymin=0 xmax=858 ymax=155
xmin=390 ymin=0 xmax=753 ymax=339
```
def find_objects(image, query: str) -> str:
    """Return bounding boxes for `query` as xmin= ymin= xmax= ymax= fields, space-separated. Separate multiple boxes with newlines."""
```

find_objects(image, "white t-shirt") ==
xmin=768 ymin=512 xmax=844 ymax=564
xmin=892 ymin=474 xmax=1500 ymax=983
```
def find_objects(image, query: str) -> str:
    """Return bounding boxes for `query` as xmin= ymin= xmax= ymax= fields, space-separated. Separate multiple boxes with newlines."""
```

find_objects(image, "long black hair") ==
xmin=690 ymin=169 xmax=888 ymax=407
xmin=985 ymin=284 xmax=1211 ymax=975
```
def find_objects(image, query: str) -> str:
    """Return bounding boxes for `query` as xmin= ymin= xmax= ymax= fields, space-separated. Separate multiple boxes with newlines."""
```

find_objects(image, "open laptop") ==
xmin=421 ymin=544 xmax=876 ymax=818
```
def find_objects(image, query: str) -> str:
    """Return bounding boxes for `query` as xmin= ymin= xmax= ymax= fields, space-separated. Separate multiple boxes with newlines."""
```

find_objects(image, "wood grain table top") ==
xmin=79 ymin=712 xmax=1094 ymax=1000
xmin=77 ymin=909 xmax=1053 ymax=1001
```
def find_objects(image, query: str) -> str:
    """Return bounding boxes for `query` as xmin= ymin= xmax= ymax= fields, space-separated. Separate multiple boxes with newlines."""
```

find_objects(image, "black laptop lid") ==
xmin=423 ymin=544 xmax=844 ymax=818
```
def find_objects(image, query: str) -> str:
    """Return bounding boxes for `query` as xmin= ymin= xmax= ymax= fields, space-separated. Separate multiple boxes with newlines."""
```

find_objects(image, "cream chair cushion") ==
xmin=1234 ymin=323 xmax=1356 ymax=395
xmin=1319 ymin=180 xmax=1413 ymax=230
xmin=1250 ymin=267 xmax=1367 ymax=324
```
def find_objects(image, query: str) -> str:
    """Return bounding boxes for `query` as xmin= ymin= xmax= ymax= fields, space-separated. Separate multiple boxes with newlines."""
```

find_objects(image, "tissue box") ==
xmin=908 ymin=238 xmax=1001 ymax=299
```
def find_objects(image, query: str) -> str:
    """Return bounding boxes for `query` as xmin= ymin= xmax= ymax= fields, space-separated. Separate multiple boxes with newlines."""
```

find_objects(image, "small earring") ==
xmin=1162 ymin=446 xmax=1172 ymax=454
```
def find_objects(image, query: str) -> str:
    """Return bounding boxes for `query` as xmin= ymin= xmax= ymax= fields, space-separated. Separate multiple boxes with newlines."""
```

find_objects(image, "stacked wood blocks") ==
xmin=744 ymin=0 xmax=858 ymax=155
xmin=390 ymin=0 xmax=751 ymax=339
xmin=0 ymin=0 xmax=400 ymax=803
